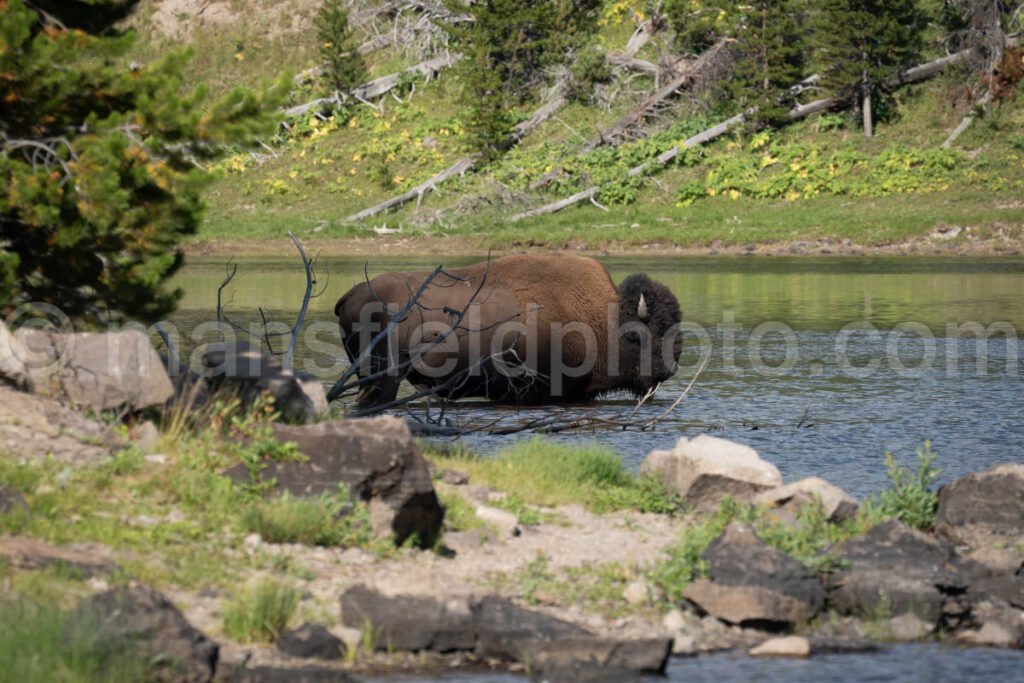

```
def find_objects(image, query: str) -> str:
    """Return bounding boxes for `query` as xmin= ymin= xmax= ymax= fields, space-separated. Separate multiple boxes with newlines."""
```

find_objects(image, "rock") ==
xmin=0 ymin=321 xmax=30 ymax=388
xmin=623 ymin=581 xmax=653 ymax=606
xmin=439 ymin=468 xmax=469 ymax=485
xmin=197 ymin=342 xmax=326 ymax=423
xmin=217 ymin=665 xmax=358 ymax=682
xmin=969 ymin=575 xmax=1024 ymax=609
xmin=965 ymin=546 xmax=1024 ymax=577
xmin=956 ymin=600 xmax=1024 ymax=648
xmin=888 ymin=613 xmax=933 ymax=641
xmin=134 ymin=420 xmax=161 ymax=453
xmin=936 ymin=464 xmax=1024 ymax=547
xmin=672 ymin=634 xmax=697 ymax=656
xmin=826 ymin=520 xmax=968 ymax=625
xmin=0 ymin=484 xmax=28 ymax=515
xmin=682 ymin=524 xmax=824 ymax=629
xmin=17 ymin=328 xmax=174 ymax=411
xmin=640 ymin=435 xmax=782 ymax=512
xmin=0 ymin=536 xmax=119 ymax=577
xmin=276 ymin=623 xmax=344 ymax=660
xmin=749 ymin=636 xmax=811 ymax=658
xmin=519 ymin=636 xmax=672 ymax=677
xmin=754 ymin=477 xmax=859 ymax=523
xmin=662 ymin=608 xmax=688 ymax=633
xmin=339 ymin=584 xmax=476 ymax=652
xmin=475 ymin=505 xmax=520 ymax=537
xmin=0 ymin=384 xmax=124 ymax=463
xmin=225 ymin=417 xmax=444 ymax=546
xmin=71 ymin=584 xmax=218 ymax=683
xmin=472 ymin=594 xmax=590 ymax=660
xmin=683 ymin=581 xmax=818 ymax=630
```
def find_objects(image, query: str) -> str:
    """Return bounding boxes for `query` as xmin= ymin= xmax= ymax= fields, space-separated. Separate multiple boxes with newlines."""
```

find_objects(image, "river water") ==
xmin=170 ymin=255 xmax=1024 ymax=498
xmin=168 ymin=254 xmax=1024 ymax=681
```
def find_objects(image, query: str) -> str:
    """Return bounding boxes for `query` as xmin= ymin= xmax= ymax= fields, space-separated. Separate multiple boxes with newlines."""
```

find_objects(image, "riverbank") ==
xmin=183 ymin=222 xmax=1024 ymax=259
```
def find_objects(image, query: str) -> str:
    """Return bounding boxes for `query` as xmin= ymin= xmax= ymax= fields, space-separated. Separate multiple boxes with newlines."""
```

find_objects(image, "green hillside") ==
xmin=126 ymin=0 xmax=1024 ymax=253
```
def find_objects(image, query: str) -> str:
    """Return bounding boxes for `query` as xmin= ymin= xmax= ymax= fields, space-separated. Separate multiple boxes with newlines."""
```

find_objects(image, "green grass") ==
xmin=241 ymin=489 xmax=378 ymax=547
xmin=425 ymin=438 xmax=680 ymax=515
xmin=437 ymin=489 xmax=488 ymax=533
xmin=222 ymin=578 xmax=301 ymax=643
xmin=0 ymin=597 xmax=147 ymax=682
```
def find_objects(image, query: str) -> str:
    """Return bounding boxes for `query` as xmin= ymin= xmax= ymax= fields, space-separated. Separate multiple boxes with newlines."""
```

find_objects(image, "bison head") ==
xmin=616 ymin=274 xmax=682 ymax=396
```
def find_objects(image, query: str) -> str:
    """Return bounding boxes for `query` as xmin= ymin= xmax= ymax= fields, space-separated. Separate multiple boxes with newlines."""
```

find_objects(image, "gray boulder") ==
xmin=338 ymin=587 xmax=672 ymax=675
xmin=0 ymin=384 xmax=123 ymax=462
xmin=825 ymin=519 xmax=969 ymax=625
xmin=339 ymin=584 xmax=476 ymax=652
xmin=71 ymin=584 xmax=218 ymax=683
xmin=17 ymin=328 xmax=174 ymax=411
xmin=754 ymin=477 xmax=859 ymax=523
xmin=276 ymin=623 xmax=344 ymax=660
xmin=956 ymin=600 xmax=1024 ymax=648
xmin=225 ymin=417 xmax=443 ymax=546
xmin=682 ymin=523 xmax=824 ymax=629
xmin=197 ymin=342 xmax=326 ymax=423
xmin=641 ymin=435 xmax=782 ymax=513
xmin=936 ymin=464 xmax=1024 ymax=548
xmin=0 ymin=321 xmax=30 ymax=388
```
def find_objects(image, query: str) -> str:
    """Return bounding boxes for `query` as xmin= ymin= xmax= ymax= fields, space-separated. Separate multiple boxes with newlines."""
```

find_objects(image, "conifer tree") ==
xmin=814 ymin=0 xmax=927 ymax=138
xmin=314 ymin=0 xmax=367 ymax=95
xmin=0 ymin=0 xmax=287 ymax=322
xmin=666 ymin=0 xmax=739 ymax=54
xmin=728 ymin=0 xmax=809 ymax=128
xmin=444 ymin=0 xmax=602 ymax=159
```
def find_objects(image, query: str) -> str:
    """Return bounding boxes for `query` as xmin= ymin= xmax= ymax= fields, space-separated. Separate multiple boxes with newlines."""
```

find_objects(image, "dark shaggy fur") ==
xmin=616 ymin=274 xmax=683 ymax=396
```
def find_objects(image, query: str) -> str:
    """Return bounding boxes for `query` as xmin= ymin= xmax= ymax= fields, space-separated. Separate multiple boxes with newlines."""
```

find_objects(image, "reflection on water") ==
xmin=169 ymin=256 xmax=1024 ymax=497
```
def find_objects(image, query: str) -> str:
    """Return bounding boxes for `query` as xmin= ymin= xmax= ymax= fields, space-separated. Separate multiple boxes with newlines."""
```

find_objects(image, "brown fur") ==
xmin=334 ymin=254 xmax=677 ymax=407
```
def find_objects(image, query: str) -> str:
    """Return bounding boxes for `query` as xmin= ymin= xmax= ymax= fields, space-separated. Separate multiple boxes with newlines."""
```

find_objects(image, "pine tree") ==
xmin=444 ymin=0 xmax=602 ymax=159
xmin=814 ymin=0 xmax=927 ymax=138
xmin=314 ymin=0 xmax=367 ymax=95
xmin=666 ymin=0 xmax=739 ymax=54
xmin=728 ymin=0 xmax=809 ymax=128
xmin=0 ymin=0 xmax=287 ymax=323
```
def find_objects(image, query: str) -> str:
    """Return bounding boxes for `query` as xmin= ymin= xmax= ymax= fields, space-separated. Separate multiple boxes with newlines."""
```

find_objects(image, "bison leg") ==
xmin=354 ymin=371 xmax=402 ymax=411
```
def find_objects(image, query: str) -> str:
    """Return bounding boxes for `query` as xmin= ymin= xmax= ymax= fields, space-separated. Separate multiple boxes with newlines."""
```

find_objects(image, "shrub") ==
xmin=223 ymin=579 xmax=300 ymax=643
xmin=314 ymin=0 xmax=367 ymax=95
xmin=862 ymin=441 xmax=941 ymax=530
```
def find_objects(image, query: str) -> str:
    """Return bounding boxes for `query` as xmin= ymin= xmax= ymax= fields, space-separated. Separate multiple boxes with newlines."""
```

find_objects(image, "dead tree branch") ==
xmin=513 ymin=48 xmax=980 ymax=221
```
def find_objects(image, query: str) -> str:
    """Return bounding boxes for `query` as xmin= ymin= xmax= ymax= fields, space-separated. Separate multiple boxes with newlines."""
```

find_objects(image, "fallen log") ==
xmin=942 ymin=90 xmax=992 ymax=148
xmin=512 ymin=48 xmax=979 ymax=222
xmin=283 ymin=53 xmax=459 ymax=118
xmin=343 ymin=82 xmax=573 ymax=221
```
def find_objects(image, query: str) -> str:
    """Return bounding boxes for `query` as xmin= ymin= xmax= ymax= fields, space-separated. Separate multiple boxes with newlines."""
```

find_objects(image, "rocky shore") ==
xmin=1 ymin=323 xmax=1022 ymax=682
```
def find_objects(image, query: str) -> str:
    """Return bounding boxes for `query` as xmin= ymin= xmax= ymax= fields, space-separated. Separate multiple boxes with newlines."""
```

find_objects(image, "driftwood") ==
xmin=513 ymin=48 xmax=980 ymax=222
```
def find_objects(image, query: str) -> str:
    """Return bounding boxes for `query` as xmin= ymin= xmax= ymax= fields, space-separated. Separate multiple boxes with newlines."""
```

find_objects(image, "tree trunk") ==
xmin=863 ymin=89 xmax=873 ymax=139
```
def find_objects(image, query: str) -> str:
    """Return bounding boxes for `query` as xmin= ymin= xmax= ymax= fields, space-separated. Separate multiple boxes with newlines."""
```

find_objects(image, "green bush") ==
xmin=314 ymin=0 xmax=367 ymax=95
xmin=222 ymin=579 xmax=300 ymax=643
xmin=862 ymin=441 xmax=941 ymax=530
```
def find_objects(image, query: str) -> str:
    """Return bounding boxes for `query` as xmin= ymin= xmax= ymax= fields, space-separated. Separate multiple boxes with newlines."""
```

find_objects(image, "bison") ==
xmin=332 ymin=254 xmax=682 ymax=410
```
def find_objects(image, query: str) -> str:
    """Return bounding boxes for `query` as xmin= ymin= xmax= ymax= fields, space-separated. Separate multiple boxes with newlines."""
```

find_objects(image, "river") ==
xmin=168 ymin=254 xmax=1024 ymax=681
xmin=169 ymin=255 xmax=1024 ymax=498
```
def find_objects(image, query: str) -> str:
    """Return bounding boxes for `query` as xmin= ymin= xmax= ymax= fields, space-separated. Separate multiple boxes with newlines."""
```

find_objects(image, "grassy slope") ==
xmin=129 ymin=1 xmax=1024 ymax=252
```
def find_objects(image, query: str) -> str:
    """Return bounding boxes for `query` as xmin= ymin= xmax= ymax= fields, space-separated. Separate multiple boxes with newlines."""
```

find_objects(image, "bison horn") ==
xmin=637 ymin=293 xmax=649 ymax=321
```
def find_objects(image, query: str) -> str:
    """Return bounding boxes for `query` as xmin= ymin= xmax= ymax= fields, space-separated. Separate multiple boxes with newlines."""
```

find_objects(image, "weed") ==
xmin=437 ymin=490 xmax=487 ymax=532
xmin=862 ymin=441 xmax=941 ymax=530
xmin=222 ymin=579 xmax=301 ymax=643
